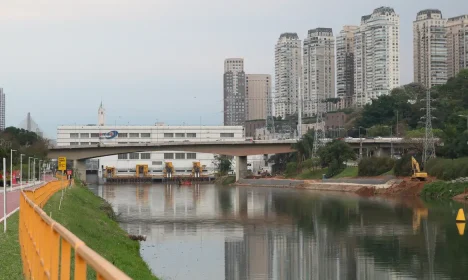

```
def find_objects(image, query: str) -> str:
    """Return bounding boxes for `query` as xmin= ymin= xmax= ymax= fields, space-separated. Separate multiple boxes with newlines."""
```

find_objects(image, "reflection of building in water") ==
xmin=136 ymin=185 xmax=150 ymax=204
xmin=225 ymin=238 xmax=247 ymax=280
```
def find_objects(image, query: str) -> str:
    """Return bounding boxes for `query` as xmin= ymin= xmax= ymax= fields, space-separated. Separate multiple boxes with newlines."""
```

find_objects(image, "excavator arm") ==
xmin=411 ymin=156 xmax=427 ymax=181
xmin=411 ymin=157 xmax=421 ymax=173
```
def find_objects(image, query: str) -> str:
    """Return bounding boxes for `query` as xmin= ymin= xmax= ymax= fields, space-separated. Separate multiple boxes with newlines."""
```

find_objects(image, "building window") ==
xmin=70 ymin=133 xmax=79 ymax=138
xmin=90 ymin=133 xmax=100 ymax=138
xmin=164 ymin=153 xmax=174 ymax=159
xmin=164 ymin=133 xmax=174 ymax=138
xmin=129 ymin=153 xmax=139 ymax=159
xmin=187 ymin=153 xmax=197 ymax=159
xmin=70 ymin=142 xmax=79 ymax=146
xmin=117 ymin=142 xmax=128 ymax=144
xmin=187 ymin=133 xmax=197 ymax=138
xmin=152 ymin=161 xmax=162 ymax=165
xmin=118 ymin=133 xmax=128 ymax=138
xmin=90 ymin=142 xmax=99 ymax=145
xmin=141 ymin=133 xmax=150 ymax=138
xmin=80 ymin=142 xmax=89 ymax=145
xmin=129 ymin=133 xmax=139 ymax=138
xmin=175 ymin=133 xmax=185 ymax=138
xmin=220 ymin=133 xmax=234 ymax=138
xmin=175 ymin=153 xmax=185 ymax=159
xmin=118 ymin=153 xmax=128 ymax=160
xmin=140 ymin=153 xmax=151 ymax=159
xmin=80 ymin=133 xmax=89 ymax=138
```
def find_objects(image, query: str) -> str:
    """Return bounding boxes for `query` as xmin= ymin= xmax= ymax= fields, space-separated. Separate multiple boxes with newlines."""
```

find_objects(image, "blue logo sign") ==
xmin=100 ymin=131 xmax=118 ymax=139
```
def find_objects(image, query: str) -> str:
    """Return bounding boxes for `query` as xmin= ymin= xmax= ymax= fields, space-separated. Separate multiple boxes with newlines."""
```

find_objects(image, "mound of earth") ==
xmin=376 ymin=178 xmax=434 ymax=197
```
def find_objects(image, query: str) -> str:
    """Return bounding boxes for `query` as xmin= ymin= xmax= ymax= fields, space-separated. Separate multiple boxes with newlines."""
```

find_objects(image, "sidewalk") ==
xmin=0 ymin=175 xmax=57 ymax=221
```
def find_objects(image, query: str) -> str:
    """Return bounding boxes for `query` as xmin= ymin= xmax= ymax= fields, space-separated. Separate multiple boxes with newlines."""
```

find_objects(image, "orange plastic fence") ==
xmin=19 ymin=180 xmax=132 ymax=280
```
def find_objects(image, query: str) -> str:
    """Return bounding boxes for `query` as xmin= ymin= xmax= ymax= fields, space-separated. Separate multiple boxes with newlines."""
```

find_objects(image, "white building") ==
xmin=0 ymin=88 xmax=5 ymax=130
xmin=275 ymin=33 xmax=302 ymax=118
xmin=413 ymin=9 xmax=447 ymax=88
xmin=56 ymin=124 xmax=245 ymax=176
xmin=446 ymin=15 xmax=468 ymax=79
xmin=354 ymin=7 xmax=400 ymax=107
xmin=336 ymin=26 xmax=359 ymax=108
xmin=303 ymin=28 xmax=335 ymax=116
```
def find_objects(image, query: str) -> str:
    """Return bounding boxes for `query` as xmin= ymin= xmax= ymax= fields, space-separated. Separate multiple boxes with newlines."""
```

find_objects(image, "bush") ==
xmin=426 ymin=157 xmax=468 ymax=180
xmin=420 ymin=181 xmax=468 ymax=199
xmin=358 ymin=157 xmax=395 ymax=176
xmin=284 ymin=162 xmax=297 ymax=178
xmin=326 ymin=160 xmax=345 ymax=178
xmin=394 ymin=154 xmax=413 ymax=177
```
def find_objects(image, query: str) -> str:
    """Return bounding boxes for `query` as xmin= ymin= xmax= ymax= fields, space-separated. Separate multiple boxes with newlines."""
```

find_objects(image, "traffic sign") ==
xmin=58 ymin=157 xmax=67 ymax=171
xmin=67 ymin=170 xmax=72 ymax=176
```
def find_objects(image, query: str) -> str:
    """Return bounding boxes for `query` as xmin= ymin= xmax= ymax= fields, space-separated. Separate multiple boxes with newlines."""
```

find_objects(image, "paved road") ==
xmin=0 ymin=175 xmax=55 ymax=220
xmin=323 ymin=175 xmax=396 ymax=185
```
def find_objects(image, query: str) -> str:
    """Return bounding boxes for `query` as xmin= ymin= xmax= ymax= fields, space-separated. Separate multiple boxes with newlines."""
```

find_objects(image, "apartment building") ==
xmin=336 ymin=26 xmax=359 ymax=108
xmin=446 ymin=15 xmax=468 ymax=79
xmin=246 ymin=74 xmax=271 ymax=120
xmin=224 ymin=58 xmax=246 ymax=126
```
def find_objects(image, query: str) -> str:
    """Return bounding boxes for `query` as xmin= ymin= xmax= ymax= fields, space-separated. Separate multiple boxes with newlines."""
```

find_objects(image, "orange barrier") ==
xmin=19 ymin=180 xmax=131 ymax=280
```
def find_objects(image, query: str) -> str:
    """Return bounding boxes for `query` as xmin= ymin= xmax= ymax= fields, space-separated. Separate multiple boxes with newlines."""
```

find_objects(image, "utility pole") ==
xmin=312 ymin=98 xmax=325 ymax=158
xmin=422 ymin=90 xmax=436 ymax=166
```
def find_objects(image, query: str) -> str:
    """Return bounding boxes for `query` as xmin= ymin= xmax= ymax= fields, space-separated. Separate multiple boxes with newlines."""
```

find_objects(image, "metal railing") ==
xmin=19 ymin=180 xmax=131 ymax=280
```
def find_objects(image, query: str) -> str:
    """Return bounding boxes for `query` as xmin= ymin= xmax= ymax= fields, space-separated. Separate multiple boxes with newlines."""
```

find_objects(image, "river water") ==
xmin=89 ymin=184 xmax=468 ymax=280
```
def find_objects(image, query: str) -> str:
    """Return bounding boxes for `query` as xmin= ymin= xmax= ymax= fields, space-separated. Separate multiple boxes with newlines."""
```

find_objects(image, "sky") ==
xmin=1 ymin=0 xmax=467 ymax=138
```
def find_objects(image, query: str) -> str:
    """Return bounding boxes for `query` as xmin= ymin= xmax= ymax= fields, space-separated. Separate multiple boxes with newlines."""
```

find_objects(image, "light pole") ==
xmin=39 ymin=160 xmax=43 ymax=182
xmin=20 ymin=154 xmax=25 ymax=188
xmin=458 ymin=115 xmax=468 ymax=130
xmin=28 ymin=157 xmax=33 ymax=183
xmin=33 ymin=158 xmax=38 ymax=184
xmin=10 ymin=149 xmax=16 ymax=191
xmin=358 ymin=126 xmax=365 ymax=160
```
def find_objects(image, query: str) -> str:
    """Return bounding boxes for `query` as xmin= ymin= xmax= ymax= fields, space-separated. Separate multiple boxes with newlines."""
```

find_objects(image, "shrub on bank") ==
xmin=358 ymin=157 xmax=395 ymax=176
xmin=420 ymin=181 xmax=467 ymax=199
xmin=425 ymin=157 xmax=468 ymax=180
xmin=284 ymin=162 xmax=297 ymax=178
xmin=394 ymin=154 xmax=413 ymax=177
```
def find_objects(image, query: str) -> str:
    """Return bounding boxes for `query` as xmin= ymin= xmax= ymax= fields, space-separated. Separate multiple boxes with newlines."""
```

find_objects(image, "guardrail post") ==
xmin=60 ymin=240 xmax=71 ymax=279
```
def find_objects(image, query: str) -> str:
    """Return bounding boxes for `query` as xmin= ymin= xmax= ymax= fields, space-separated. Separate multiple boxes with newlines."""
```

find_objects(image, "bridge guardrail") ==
xmin=19 ymin=180 xmax=131 ymax=280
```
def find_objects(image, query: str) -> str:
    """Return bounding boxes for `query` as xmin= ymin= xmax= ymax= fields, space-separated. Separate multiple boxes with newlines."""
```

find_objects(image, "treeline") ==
xmin=0 ymin=126 xmax=49 ymax=173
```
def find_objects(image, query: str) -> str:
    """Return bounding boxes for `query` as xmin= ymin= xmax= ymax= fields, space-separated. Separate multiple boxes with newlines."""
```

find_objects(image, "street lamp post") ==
xmin=358 ymin=127 xmax=364 ymax=160
xmin=39 ymin=160 xmax=43 ymax=182
xmin=10 ymin=149 xmax=16 ymax=191
xmin=28 ymin=157 xmax=33 ymax=183
xmin=33 ymin=158 xmax=38 ymax=185
xmin=20 ymin=154 xmax=25 ymax=188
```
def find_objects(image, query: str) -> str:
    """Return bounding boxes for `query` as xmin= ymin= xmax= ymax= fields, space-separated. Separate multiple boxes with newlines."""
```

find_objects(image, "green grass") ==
xmin=0 ymin=212 xmax=23 ymax=280
xmin=43 ymin=183 xmax=159 ymax=280
xmin=382 ymin=168 xmax=394 ymax=176
xmin=420 ymin=181 xmax=468 ymax=199
xmin=296 ymin=168 xmax=328 ymax=180
xmin=333 ymin=167 xmax=358 ymax=178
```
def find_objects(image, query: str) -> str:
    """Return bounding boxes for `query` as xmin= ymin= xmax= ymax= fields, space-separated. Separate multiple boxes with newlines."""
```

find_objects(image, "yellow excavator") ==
xmin=411 ymin=156 xmax=428 ymax=181
xmin=192 ymin=162 xmax=201 ymax=178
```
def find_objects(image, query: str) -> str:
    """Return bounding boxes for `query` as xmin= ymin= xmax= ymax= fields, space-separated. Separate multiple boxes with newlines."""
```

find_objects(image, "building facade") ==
xmin=274 ymin=33 xmax=302 ymax=118
xmin=0 ymin=88 xmax=4 ymax=131
xmin=56 ymin=125 xmax=245 ymax=176
xmin=303 ymin=28 xmax=336 ymax=116
xmin=446 ymin=15 xmax=468 ymax=79
xmin=413 ymin=9 xmax=447 ymax=88
xmin=354 ymin=7 xmax=400 ymax=107
xmin=336 ymin=26 xmax=359 ymax=108
xmin=224 ymin=58 xmax=246 ymax=126
xmin=245 ymin=74 xmax=271 ymax=121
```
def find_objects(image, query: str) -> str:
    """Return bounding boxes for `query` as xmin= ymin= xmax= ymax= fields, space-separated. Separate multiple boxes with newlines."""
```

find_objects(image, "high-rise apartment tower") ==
xmin=446 ymin=15 xmax=468 ymax=79
xmin=336 ymin=26 xmax=358 ymax=108
xmin=245 ymin=74 xmax=271 ymax=120
xmin=224 ymin=58 xmax=246 ymax=126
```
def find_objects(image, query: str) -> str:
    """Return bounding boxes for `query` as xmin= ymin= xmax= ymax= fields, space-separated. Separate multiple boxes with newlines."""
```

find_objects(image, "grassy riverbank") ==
xmin=0 ymin=212 xmax=23 ymax=280
xmin=420 ymin=181 xmax=468 ymax=200
xmin=43 ymin=182 xmax=158 ymax=280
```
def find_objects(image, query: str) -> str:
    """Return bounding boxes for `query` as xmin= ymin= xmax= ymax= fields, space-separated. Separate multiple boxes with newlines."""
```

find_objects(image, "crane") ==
xmin=411 ymin=156 xmax=428 ymax=181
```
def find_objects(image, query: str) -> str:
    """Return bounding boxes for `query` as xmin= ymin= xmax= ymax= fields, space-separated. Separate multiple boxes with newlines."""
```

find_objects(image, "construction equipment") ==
xmin=411 ymin=156 xmax=428 ymax=181
xmin=136 ymin=164 xmax=149 ymax=177
xmin=192 ymin=162 xmax=201 ymax=178
xmin=163 ymin=162 xmax=175 ymax=178
xmin=104 ymin=167 xmax=115 ymax=178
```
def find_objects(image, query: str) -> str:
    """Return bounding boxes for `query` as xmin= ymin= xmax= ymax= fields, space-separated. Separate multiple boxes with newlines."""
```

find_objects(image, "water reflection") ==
xmin=90 ymin=184 xmax=467 ymax=280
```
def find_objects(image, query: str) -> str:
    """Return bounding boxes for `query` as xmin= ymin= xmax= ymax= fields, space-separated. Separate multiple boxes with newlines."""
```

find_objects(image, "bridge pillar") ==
xmin=235 ymin=156 xmax=247 ymax=182
xmin=73 ymin=159 xmax=87 ymax=182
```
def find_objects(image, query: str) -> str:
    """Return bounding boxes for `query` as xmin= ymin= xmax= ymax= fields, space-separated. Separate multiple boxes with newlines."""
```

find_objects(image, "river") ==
xmin=89 ymin=183 xmax=468 ymax=280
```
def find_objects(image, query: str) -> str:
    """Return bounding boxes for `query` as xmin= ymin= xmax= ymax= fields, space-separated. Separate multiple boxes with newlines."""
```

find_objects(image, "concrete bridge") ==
xmin=48 ymin=138 xmax=433 ymax=181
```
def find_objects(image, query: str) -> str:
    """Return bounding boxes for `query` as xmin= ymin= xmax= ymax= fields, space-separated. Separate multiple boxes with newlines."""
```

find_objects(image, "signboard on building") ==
xmin=58 ymin=157 xmax=66 ymax=171
xmin=99 ymin=131 xmax=118 ymax=139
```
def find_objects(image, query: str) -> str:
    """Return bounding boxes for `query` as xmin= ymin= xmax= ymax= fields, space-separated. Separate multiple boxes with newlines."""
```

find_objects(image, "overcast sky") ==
xmin=1 ymin=0 xmax=466 ymax=138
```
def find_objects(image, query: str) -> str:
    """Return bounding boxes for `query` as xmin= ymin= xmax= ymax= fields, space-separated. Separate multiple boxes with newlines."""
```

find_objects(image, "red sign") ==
xmin=67 ymin=170 xmax=72 ymax=175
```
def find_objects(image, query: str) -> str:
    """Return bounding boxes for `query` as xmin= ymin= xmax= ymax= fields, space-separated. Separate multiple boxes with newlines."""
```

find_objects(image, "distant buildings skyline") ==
xmin=223 ymin=6 xmax=467 ymax=122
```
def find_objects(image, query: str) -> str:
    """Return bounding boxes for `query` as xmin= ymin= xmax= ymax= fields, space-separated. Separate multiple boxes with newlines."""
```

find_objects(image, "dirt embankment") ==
xmin=353 ymin=177 xmax=436 ymax=198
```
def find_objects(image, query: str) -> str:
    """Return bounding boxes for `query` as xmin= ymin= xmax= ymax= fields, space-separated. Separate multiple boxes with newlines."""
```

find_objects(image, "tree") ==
xmin=318 ymin=140 xmax=356 ymax=177
xmin=212 ymin=155 xmax=232 ymax=175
